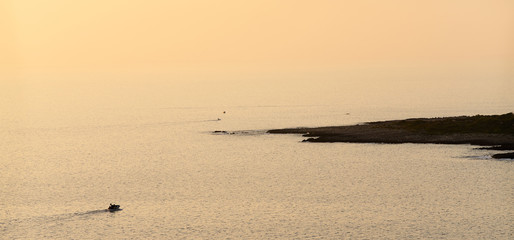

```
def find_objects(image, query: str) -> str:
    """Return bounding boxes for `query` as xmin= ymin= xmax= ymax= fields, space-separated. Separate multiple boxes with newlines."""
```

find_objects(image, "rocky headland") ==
xmin=268 ymin=113 xmax=514 ymax=159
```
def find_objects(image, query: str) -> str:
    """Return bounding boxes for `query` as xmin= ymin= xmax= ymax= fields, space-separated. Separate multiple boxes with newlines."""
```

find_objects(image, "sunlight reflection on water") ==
xmin=1 ymin=105 xmax=513 ymax=239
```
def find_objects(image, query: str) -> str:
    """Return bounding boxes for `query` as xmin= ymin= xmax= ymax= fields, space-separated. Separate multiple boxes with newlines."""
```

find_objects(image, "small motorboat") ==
xmin=108 ymin=203 xmax=122 ymax=212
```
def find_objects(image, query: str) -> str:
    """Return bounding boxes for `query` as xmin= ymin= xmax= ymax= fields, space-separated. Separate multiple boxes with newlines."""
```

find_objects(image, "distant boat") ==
xmin=108 ymin=203 xmax=122 ymax=212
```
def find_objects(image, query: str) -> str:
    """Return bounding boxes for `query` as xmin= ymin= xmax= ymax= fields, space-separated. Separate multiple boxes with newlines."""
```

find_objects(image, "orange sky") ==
xmin=1 ymin=0 xmax=513 ymax=109
xmin=3 ymin=0 xmax=512 ymax=71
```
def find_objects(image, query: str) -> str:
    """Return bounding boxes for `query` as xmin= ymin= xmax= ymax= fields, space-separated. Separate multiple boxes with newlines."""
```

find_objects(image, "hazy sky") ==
xmin=1 ymin=0 xmax=513 ymax=109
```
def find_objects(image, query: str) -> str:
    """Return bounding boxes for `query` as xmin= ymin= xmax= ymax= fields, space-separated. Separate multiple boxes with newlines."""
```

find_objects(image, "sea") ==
xmin=1 ymin=83 xmax=513 ymax=239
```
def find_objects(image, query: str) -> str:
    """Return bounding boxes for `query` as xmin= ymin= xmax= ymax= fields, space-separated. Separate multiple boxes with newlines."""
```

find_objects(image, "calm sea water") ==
xmin=1 ymin=102 xmax=513 ymax=239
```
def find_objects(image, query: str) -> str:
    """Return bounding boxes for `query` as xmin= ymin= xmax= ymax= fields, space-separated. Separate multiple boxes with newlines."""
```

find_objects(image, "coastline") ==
xmin=267 ymin=113 xmax=514 ymax=159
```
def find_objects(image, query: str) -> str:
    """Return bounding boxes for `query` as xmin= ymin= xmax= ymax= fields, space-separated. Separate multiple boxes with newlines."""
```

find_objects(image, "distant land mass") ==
xmin=267 ymin=113 xmax=514 ymax=159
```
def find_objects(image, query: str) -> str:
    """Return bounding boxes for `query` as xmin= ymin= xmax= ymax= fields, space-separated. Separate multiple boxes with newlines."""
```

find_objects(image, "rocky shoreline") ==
xmin=267 ymin=113 xmax=514 ymax=159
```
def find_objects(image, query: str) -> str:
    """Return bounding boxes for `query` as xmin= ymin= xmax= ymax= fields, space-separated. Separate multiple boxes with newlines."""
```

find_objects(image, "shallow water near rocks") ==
xmin=1 ymin=104 xmax=513 ymax=239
